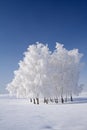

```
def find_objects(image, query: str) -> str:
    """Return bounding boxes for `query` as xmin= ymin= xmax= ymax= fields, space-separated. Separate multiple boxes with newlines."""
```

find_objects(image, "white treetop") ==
xmin=7 ymin=42 xmax=83 ymax=98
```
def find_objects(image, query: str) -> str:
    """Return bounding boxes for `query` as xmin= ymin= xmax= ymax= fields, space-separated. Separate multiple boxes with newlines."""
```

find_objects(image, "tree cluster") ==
xmin=7 ymin=42 xmax=83 ymax=101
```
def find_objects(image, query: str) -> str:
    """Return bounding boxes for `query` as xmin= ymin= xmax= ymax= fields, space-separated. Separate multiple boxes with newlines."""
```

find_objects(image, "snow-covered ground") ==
xmin=0 ymin=94 xmax=87 ymax=130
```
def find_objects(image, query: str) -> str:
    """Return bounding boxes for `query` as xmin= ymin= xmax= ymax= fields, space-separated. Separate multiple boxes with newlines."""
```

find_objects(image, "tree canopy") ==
xmin=7 ymin=42 xmax=83 ymax=98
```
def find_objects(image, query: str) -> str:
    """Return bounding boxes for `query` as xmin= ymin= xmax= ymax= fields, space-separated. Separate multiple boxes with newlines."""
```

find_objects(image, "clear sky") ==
xmin=0 ymin=0 xmax=87 ymax=93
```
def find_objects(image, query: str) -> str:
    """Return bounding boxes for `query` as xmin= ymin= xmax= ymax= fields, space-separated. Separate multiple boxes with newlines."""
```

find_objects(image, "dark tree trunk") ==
xmin=50 ymin=98 xmax=54 ymax=103
xmin=61 ymin=97 xmax=64 ymax=103
xmin=36 ymin=98 xmax=39 ymax=104
xmin=55 ymin=98 xmax=58 ymax=103
xmin=65 ymin=97 xmax=67 ymax=102
xmin=30 ymin=98 xmax=32 ymax=102
xmin=70 ymin=95 xmax=73 ymax=101
xmin=33 ymin=98 xmax=36 ymax=104
xmin=44 ymin=98 xmax=48 ymax=104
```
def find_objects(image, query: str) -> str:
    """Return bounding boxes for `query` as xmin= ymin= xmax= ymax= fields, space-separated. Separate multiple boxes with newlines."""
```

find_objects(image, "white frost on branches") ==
xmin=7 ymin=42 xmax=83 ymax=98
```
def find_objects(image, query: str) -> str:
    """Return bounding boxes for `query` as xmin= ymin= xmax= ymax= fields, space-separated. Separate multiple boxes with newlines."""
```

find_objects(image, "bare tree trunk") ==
xmin=30 ymin=98 xmax=32 ymax=102
xmin=61 ymin=96 xmax=64 ymax=103
xmin=44 ymin=98 xmax=48 ymax=104
xmin=50 ymin=98 xmax=54 ymax=103
xmin=70 ymin=95 xmax=73 ymax=101
xmin=65 ymin=96 xmax=67 ymax=102
xmin=33 ymin=98 xmax=36 ymax=104
xmin=36 ymin=98 xmax=39 ymax=104
xmin=55 ymin=98 xmax=58 ymax=103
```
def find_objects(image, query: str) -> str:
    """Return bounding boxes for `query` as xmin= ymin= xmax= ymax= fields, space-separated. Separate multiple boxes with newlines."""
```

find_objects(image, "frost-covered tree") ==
xmin=50 ymin=43 xmax=83 ymax=98
xmin=7 ymin=43 xmax=52 ymax=99
xmin=7 ymin=42 xmax=83 ymax=101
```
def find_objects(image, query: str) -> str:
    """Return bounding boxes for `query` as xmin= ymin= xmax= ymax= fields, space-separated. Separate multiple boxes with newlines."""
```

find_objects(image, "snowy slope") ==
xmin=0 ymin=95 xmax=87 ymax=130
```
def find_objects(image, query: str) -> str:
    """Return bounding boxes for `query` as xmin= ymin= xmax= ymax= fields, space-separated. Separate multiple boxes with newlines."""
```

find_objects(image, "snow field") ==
xmin=0 ymin=97 xmax=87 ymax=130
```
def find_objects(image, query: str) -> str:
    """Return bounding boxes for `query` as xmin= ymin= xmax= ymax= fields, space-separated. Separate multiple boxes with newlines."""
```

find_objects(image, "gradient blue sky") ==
xmin=0 ymin=0 xmax=87 ymax=93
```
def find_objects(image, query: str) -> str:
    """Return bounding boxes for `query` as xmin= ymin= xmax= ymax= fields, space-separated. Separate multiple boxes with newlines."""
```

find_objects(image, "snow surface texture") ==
xmin=7 ymin=43 xmax=83 ymax=98
xmin=0 ymin=94 xmax=87 ymax=130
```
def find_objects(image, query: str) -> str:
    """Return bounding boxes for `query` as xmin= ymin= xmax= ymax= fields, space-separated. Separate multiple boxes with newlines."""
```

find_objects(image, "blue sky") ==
xmin=0 ymin=0 xmax=87 ymax=93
